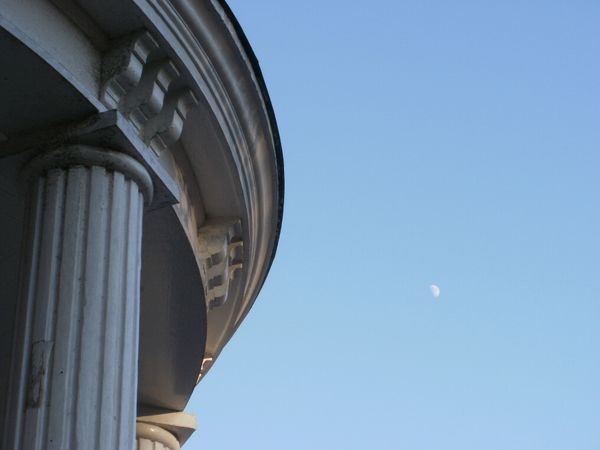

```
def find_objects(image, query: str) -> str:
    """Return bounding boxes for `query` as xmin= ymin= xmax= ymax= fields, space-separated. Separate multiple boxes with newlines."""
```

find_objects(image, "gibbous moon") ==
xmin=429 ymin=284 xmax=441 ymax=298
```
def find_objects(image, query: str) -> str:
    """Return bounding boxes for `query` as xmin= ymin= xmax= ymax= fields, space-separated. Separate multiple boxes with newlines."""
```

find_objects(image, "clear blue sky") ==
xmin=187 ymin=2 xmax=600 ymax=449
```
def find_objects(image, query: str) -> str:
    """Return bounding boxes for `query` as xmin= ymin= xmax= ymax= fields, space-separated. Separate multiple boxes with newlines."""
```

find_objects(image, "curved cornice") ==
xmin=215 ymin=0 xmax=284 ymax=300
xmin=132 ymin=0 xmax=284 ymax=375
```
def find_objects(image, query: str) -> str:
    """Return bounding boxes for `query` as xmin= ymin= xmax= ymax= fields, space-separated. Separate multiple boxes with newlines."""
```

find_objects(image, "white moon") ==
xmin=430 ymin=284 xmax=441 ymax=298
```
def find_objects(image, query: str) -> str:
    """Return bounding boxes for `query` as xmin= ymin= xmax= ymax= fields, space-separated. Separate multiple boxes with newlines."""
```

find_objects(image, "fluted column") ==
xmin=5 ymin=145 xmax=153 ymax=450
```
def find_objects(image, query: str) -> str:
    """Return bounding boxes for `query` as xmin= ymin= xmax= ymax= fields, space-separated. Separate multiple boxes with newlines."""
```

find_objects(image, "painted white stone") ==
xmin=136 ymin=422 xmax=180 ymax=450
xmin=137 ymin=412 xmax=197 ymax=448
xmin=6 ymin=146 xmax=152 ymax=450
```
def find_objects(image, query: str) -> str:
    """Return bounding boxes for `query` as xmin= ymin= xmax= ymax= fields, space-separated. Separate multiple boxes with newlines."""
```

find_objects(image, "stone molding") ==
xmin=137 ymin=412 xmax=196 ymax=449
xmin=150 ymin=0 xmax=283 ymax=331
xmin=137 ymin=422 xmax=180 ymax=450
xmin=197 ymin=220 xmax=244 ymax=311
xmin=24 ymin=145 xmax=154 ymax=204
xmin=0 ymin=111 xmax=181 ymax=208
xmin=101 ymin=30 xmax=198 ymax=155
xmin=131 ymin=0 xmax=284 ymax=381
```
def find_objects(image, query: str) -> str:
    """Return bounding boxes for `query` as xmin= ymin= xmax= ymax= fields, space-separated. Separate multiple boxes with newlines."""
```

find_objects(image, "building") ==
xmin=0 ymin=1 xmax=283 ymax=448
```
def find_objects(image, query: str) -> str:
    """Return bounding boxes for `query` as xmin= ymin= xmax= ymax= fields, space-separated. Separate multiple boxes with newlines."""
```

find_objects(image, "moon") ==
xmin=429 ymin=284 xmax=441 ymax=298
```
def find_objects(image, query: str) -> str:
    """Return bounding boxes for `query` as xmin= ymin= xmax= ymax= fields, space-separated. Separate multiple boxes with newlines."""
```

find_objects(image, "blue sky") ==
xmin=186 ymin=2 xmax=600 ymax=449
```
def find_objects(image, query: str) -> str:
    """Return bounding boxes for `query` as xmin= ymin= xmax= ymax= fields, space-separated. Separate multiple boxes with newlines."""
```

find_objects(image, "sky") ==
xmin=186 ymin=2 xmax=600 ymax=449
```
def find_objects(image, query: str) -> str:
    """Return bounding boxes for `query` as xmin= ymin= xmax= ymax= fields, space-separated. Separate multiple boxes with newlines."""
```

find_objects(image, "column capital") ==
xmin=23 ymin=144 xmax=154 ymax=204
xmin=137 ymin=422 xmax=181 ymax=450
xmin=137 ymin=412 xmax=197 ymax=449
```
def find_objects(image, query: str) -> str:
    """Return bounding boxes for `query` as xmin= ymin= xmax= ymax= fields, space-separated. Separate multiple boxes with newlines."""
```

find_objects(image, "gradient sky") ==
xmin=186 ymin=2 xmax=600 ymax=449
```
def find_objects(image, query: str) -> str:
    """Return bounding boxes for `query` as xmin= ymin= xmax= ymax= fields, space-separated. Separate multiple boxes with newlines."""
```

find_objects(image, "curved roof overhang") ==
xmin=0 ymin=0 xmax=283 ymax=413
xmin=143 ymin=0 xmax=284 ymax=377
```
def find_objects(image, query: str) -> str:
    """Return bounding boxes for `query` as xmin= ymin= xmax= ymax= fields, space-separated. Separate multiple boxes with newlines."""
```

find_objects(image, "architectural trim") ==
xmin=24 ymin=145 xmax=154 ymax=203
xmin=101 ymin=30 xmax=199 ymax=155
xmin=137 ymin=422 xmax=181 ymax=450
xmin=197 ymin=220 xmax=243 ymax=311
xmin=138 ymin=412 xmax=197 ymax=448
xmin=129 ymin=0 xmax=284 ymax=376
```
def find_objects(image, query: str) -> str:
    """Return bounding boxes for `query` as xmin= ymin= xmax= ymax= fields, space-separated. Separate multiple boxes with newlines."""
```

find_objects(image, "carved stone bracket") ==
xmin=197 ymin=220 xmax=244 ymax=311
xmin=100 ymin=30 xmax=198 ymax=155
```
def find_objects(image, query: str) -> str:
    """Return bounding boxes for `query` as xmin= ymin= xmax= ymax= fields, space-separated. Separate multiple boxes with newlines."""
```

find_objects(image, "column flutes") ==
xmin=6 ymin=145 xmax=152 ymax=450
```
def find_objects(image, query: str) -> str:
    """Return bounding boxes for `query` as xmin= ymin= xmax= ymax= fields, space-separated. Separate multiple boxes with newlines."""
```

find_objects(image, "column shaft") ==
xmin=7 ymin=147 xmax=150 ymax=450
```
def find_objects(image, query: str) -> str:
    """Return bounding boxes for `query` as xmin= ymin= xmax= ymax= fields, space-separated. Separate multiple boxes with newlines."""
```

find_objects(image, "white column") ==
xmin=5 ymin=145 xmax=153 ymax=450
xmin=136 ymin=412 xmax=197 ymax=450
xmin=136 ymin=423 xmax=181 ymax=450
